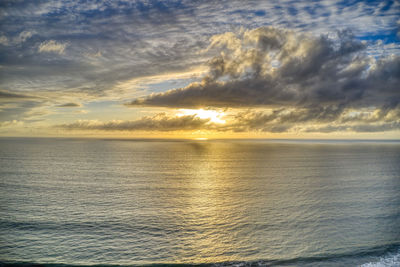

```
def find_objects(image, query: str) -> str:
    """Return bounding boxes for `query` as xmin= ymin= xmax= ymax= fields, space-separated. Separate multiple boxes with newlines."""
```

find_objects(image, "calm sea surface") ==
xmin=0 ymin=138 xmax=399 ymax=266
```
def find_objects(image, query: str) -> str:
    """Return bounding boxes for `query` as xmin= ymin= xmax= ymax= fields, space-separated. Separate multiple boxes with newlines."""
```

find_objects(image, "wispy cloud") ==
xmin=14 ymin=31 xmax=34 ymax=44
xmin=57 ymin=102 xmax=82 ymax=108
xmin=38 ymin=40 xmax=67 ymax=54
xmin=56 ymin=113 xmax=210 ymax=132
xmin=0 ymin=90 xmax=35 ymax=100
xmin=0 ymin=120 xmax=24 ymax=128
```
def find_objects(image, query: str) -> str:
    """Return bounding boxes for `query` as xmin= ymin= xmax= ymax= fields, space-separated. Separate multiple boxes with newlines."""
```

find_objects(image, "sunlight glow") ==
xmin=178 ymin=109 xmax=226 ymax=124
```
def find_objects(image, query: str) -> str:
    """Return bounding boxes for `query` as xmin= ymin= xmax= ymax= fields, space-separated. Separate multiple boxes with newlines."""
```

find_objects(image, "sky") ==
xmin=0 ymin=0 xmax=399 ymax=139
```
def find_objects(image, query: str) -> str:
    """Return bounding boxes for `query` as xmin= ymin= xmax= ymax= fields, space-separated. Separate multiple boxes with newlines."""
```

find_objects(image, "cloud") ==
xmin=225 ymin=106 xmax=400 ymax=133
xmin=57 ymin=102 xmax=82 ymax=107
xmin=0 ymin=99 xmax=46 ymax=122
xmin=1 ymin=0 xmax=398 ymax=101
xmin=56 ymin=105 xmax=400 ymax=134
xmin=0 ymin=120 xmax=24 ymax=128
xmin=304 ymin=122 xmax=400 ymax=133
xmin=14 ymin=31 xmax=34 ymax=44
xmin=56 ymin=113 xmax=211 ymax=132
xmin=0 ymin=35 xmax=9 ymax=46
xmin=0 ymin=90 xmax=34 ymax=99
xmin=224 ymin=106 xmax=345 ymax=132
xmin=0 ymin=31 xmax=34 ymax=46
xmin=128 ymin=27 xmax=399 ymax=111
xmin=396 ymin=19 xmax=400 ymax=38
xmin=38 ymin=40 xmax=67 ymax=54
xmin=0 ymin=1 xmax=399 ymax=136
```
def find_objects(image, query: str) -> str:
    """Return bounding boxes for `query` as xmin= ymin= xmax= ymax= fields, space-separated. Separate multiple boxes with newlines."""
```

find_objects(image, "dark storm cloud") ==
xmin=128 ymin=27 xmax=400 ymax=110
xmin=56 ymin=113 xmax=210 ymax=132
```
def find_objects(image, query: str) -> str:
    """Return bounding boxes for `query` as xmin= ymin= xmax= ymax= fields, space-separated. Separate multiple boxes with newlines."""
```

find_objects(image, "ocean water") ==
xmin=0 ymin=138 xmax=399 ymax=266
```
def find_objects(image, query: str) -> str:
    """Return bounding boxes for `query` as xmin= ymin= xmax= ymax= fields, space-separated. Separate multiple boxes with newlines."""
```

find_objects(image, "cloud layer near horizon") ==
xmin=57 ymin=104 xmax=400 ymax=133
xmin=57 ymin=113 xmax=210 ymax=132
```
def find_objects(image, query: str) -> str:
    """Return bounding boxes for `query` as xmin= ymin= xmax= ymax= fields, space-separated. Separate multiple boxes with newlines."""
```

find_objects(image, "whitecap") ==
xmin=360 ymin=250 xmax=400 ymax=267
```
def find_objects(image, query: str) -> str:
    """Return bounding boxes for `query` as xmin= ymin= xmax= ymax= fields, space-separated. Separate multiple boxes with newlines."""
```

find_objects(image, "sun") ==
xmin=194 ymin=137 xmax=208 ymax=140
xmin=177 ymin=109 xmax=226 ymax=124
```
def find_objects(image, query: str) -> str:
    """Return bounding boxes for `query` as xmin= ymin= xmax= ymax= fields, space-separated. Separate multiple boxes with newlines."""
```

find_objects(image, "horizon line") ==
xmin=1 ymin=136 xmax=399 ymax=142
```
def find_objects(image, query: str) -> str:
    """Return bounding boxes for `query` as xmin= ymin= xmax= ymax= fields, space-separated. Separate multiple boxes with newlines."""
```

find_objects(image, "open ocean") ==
xmin=0 ymin=138 xmax=399 ymax=266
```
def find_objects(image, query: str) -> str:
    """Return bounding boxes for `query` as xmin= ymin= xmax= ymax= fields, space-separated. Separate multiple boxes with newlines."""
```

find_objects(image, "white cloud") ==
xmin=0 ymin=35 xmax=9 ymax=45
xmin=38 ymin=40 xmax=67 ymax=54
xmin=1 ymin=31 xmax=35 ymax=46
xmin=14 ymin=31 xmax=34 ymax=43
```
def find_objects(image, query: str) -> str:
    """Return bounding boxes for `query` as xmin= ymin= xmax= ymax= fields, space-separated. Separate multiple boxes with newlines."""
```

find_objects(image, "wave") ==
xmin=211 ymin=244 xmax=400 ymax=267
xmin=2 ymin=244 xmax=399 ymax=267
xmin=360 ymin=249 xmax=400 ymax=267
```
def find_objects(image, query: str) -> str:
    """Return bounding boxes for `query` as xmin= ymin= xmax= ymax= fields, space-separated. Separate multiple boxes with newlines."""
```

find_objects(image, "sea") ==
xmin=0 ymin=138 xmax=399 ymax=266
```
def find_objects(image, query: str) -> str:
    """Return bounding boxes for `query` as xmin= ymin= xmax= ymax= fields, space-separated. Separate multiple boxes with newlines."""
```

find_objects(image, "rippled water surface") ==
xmin=1 ymin=138 xmax=399 ymax=266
